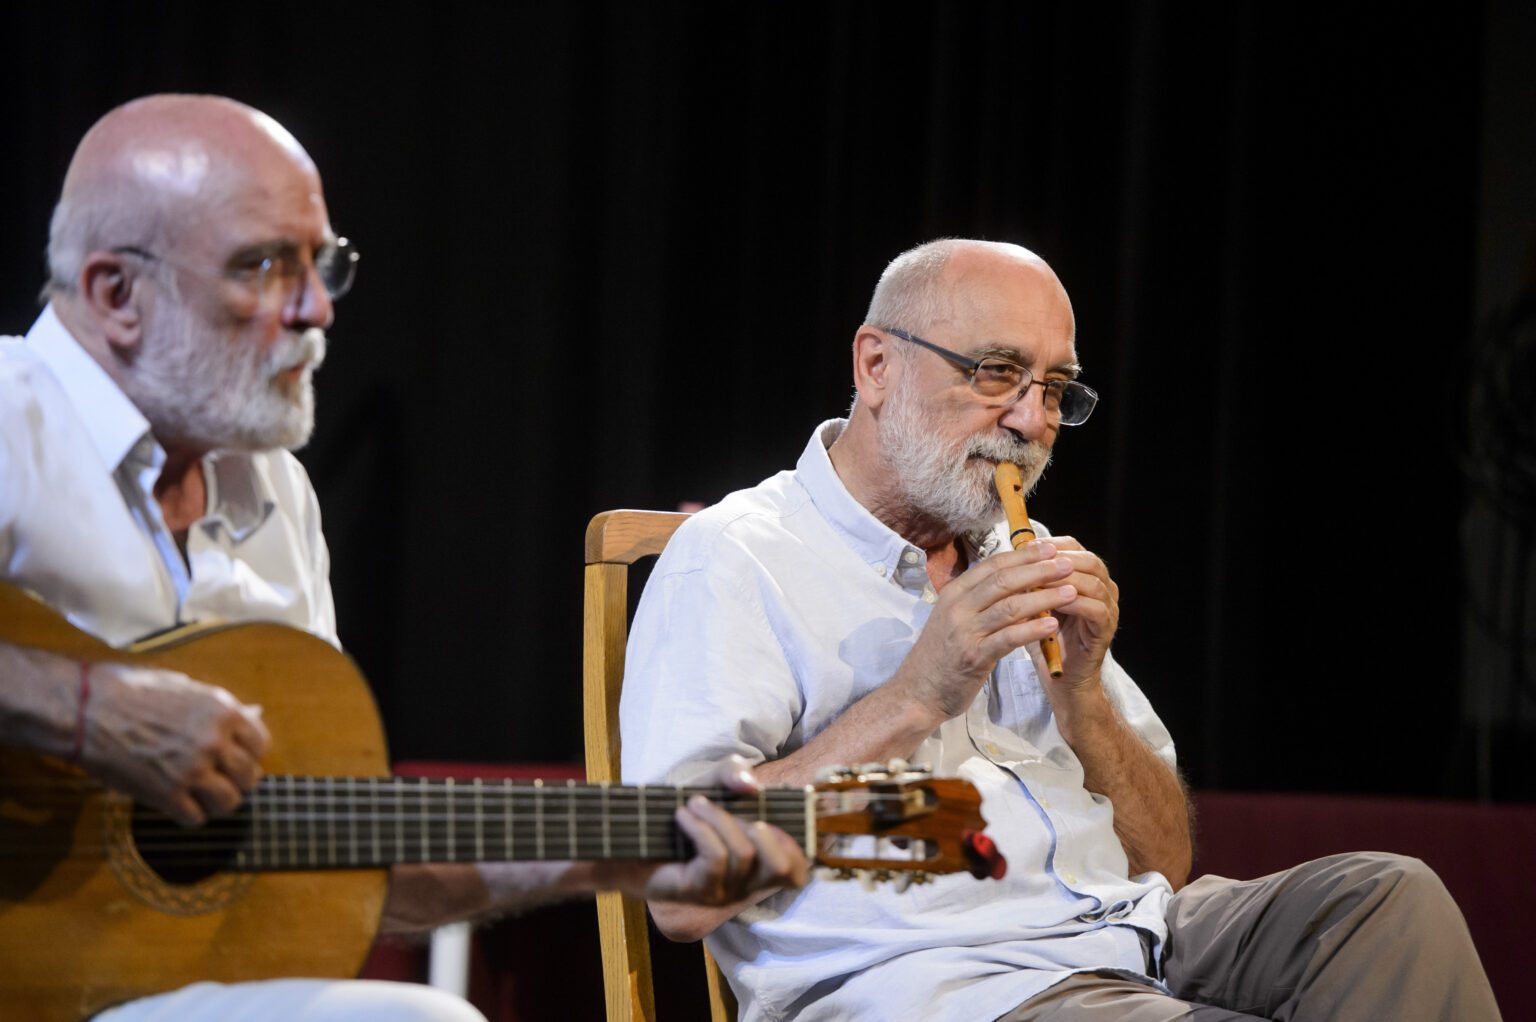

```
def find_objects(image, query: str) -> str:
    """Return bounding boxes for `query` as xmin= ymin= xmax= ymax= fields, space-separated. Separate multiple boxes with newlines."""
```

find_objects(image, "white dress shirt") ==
xmin=622 ymin=419 xmax=1176 ymax=1022
xmin=0 ymin=305 xmax=336 ymax=647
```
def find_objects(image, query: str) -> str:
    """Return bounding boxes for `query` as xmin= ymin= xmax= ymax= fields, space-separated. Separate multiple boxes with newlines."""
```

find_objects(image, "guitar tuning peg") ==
xmin=856 ymin=761 xmax=886 ymax=778
xmin=857 ymin=869 xmax=876 ymax=892
xmin=815 ymin=764 xmax=856 ymax=783
xmin=906 ymin=762 xmax=933 ymax=775
xmin=891 ymin=871 xmax=914 ymax=893
xmin=910 ymin=871 xmax=932 ymax=885
xmin=885 ymin=757 xmax=910 ymax=774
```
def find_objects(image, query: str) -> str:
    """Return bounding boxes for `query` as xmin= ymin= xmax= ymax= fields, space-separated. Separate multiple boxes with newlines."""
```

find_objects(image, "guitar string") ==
xmin=0 ymin=784 xmax=941 ymax=864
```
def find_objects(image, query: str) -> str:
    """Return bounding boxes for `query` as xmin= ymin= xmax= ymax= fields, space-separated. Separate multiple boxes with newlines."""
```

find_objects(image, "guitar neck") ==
xmin=146 ymin=777 xmax=814 ymax=871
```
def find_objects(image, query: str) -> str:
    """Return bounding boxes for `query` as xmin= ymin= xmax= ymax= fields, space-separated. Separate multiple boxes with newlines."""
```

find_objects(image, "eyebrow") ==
xmin=225 ymin=232 xmax=337 ymax=268
xmin=225 ymin=238 xmax=301 ymax=267
xmin=969 ymin=344 xmax=1083 ymax=380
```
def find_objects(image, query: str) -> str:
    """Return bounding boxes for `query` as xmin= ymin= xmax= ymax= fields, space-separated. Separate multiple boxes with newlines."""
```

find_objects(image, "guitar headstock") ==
xmin=810 ymin=760 xmax=1005 ymax=888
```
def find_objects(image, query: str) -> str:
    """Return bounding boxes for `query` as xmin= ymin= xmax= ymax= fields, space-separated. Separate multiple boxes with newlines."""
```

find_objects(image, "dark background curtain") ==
xmin=4 ymin=2 xmax=1532 ymax=801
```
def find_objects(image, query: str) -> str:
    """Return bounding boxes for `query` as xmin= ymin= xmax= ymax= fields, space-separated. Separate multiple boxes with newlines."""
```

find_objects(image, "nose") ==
xmin=997 ymin=380 xmax=1054 ymax=440
xmin=281 ymin=261 xmax=334 ymax=331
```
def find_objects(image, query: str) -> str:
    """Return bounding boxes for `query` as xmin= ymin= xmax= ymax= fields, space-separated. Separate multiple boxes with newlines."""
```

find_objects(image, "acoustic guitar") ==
xmin=0 ymin=584 xmax=1002 ymax=1021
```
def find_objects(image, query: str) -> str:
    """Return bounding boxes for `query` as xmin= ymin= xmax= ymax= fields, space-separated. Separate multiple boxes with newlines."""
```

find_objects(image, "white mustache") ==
xmin=265 ymin=328 xmax=327 ymax=376
xmin=965 ymin=432 xmax=1044 ymax=466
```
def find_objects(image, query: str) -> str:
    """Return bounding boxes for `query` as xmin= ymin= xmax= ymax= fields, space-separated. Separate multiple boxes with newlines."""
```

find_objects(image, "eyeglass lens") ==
xmin=972 ymin=359 xmax=1096 ymax=425
xmin=257 ymin=237 xmax=358 ymax=304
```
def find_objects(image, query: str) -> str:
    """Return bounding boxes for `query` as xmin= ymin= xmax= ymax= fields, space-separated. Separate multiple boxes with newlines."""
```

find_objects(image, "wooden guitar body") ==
xmin=0 ymin=584 xmax=1002 ymax=1020
xmin=0 ymin=585 xmax=390 ymax=1021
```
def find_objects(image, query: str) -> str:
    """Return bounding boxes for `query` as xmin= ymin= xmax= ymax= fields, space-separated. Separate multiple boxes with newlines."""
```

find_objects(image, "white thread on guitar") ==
xmin=566 ymin=779 xmax=577 ymax=859
xmin=533 ymin=779 xmax=545 ymax=860
xmin=444 ymin=778 xmax=456 ymax=862
xmin=473 ymin=778 xmax=484 ymax=862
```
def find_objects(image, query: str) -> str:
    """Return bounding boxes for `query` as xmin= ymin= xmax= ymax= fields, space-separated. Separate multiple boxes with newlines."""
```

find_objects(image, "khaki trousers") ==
xmin=1001 ymin=852 xmax=1501 ymax=1021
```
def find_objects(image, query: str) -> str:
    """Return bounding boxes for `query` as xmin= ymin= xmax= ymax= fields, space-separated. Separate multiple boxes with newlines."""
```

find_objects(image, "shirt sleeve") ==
xmin=620 ymin=521 xmax=804 ymax=786
xmin=1100 ymin=649 xmax=1177 ymax=769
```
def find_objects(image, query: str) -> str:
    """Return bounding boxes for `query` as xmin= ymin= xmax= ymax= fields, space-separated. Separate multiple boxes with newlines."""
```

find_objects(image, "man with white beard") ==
xmin=620 ymin=239 xmax=1499 ymax=1020
xmin=0 ymin=95 xmax=805 ymax=1021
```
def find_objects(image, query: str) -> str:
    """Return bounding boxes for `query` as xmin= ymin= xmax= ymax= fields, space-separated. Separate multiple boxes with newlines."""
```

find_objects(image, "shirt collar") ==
xmin=25 ymin=304 xmax=152 ymax=473
xmin=26 ymin=304 xmax=275 ymax=542
xmin=795 ymin=418 xmax=929 ymax=577
xmin=795 ymin=417 xmax=1009 ymax=579
xmin=201 ymin=451 xmax=277 ymax=541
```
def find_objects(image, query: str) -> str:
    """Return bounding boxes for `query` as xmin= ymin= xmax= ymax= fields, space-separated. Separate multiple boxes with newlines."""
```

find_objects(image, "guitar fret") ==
xmin=370 ymin=778 xmax=381 ymax=865
xmin=248 ymin=785 xmax=261 ymax=868
xmin=287 ymin=775 xmax=298 ymax=867
xmin=638 ymin=784 xmax=648 ymax=858
xmin=675 ymin=787 xmax=684 ymax=858
xmin=566 ymin=779 xmax=577 ymax=859
xmin=601 ymin=782 xmax=610 ymax=860
xmin=445 ymin=778 xmax=456 ymax=862
xmin=347 ymin=777 xmax=358 ymax=866
xmin=326 ymin=777 xmax=337 ymax=866
xmin=503 ymin=781 xmax=513 ymax=860
xmin=534 ymin=779 xmax=545 ymax=860
xmin=473 ymin=778 xmax=484 ymax=861
xmin=306 ymin=777 xmax=317 ymax=866
xmin=419 ymin=778 xmax=430 ymax=863
xmin=395 ymin=781 xmax=405 ymax=864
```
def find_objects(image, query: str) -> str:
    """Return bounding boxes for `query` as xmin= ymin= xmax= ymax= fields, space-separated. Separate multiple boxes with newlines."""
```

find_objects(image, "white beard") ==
xmin=127 ymin=298 xmax=326 ymax=452
xmin=879 ymin=367 xmax=1052 ymax=535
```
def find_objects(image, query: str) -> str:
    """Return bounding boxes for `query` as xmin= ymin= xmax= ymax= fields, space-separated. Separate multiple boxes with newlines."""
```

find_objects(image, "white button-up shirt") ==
xmin=0 ymin=306 xmax=335 ymax=647
xmin=622 ymin=419 xmax=1175 ymax=1022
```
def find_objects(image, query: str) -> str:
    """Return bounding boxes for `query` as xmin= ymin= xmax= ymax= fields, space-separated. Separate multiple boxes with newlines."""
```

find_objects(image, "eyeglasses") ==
xmin=112 ymin=236 xmax=359 ymax=305
xmin=883 ymin=327 xmax=1099 ymax=426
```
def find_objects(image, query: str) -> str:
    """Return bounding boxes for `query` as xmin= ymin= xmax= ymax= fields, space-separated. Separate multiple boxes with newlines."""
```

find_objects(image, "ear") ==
xmin=77 ymin=251 xmax=145 ymax=357
xmin=851 ymin=324 xmax=899 ymax=411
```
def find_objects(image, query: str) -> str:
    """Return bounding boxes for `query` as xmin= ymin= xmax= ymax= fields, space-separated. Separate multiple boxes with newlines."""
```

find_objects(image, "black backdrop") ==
xmin=5 ymin=3 xmax=1532 ymax=801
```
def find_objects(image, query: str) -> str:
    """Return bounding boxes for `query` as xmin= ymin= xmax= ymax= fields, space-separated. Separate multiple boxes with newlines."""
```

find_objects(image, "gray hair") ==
xmin=42 ymin=185 xmax=171 ymax=300
xmin=864 ymin=238 xmax=962 ymax=338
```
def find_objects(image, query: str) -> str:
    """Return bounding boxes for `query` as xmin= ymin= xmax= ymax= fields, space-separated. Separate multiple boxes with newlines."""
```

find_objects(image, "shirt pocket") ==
xmin=993 ymin=652 xmax=1053 ymax=735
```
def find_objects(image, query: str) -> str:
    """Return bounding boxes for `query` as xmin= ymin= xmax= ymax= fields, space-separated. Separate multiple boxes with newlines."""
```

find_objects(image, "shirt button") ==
xmin=1062 ymin=871 xmax=1078 ymax=885
xmin=1039 ymin=797 xmax=1052 ymax=810
xmin=873 ymin=563 xmax=887 ymax=576
xmin=984 ymin=742 xmax=1001 ymax=757
xmin=921 ymin=588 xmax=936 ymax=604
xmin=902 ymin=550 xmax=919 ymax=564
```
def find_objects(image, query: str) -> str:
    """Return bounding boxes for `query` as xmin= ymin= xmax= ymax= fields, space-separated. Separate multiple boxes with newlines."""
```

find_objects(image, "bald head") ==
xmin=865 ymin=238 xmax=1069 ymax=340
xmin=45 ymin=94 xmax=318 ymax=296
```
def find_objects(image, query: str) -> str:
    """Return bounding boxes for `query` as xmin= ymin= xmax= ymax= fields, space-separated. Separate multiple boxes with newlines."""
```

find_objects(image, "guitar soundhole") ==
xmin=130 ymin=804 xmax=249 ymax=885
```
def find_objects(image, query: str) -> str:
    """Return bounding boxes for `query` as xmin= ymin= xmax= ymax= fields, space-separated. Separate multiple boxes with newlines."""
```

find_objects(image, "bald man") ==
xmin=619 ymin=239 xmax=1500 ymax=1020
xmin=0 ymin=95 xmax=805 ymax=1021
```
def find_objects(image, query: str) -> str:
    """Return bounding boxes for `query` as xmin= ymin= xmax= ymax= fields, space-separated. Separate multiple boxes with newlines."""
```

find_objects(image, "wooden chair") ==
xmin=583 ymin=509 xmax=736 ymax=1022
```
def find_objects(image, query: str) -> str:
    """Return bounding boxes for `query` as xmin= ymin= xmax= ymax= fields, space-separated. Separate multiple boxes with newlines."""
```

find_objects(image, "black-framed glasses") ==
xmin=884 ymin=326 xmax=1099 ymax=426
xmin=111 ymin=236 xmax=359 ymax=304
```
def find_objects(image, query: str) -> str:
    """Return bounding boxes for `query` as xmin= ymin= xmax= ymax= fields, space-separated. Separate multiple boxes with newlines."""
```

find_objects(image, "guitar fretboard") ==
xmin=132 ymin=777 xmax=814 ymax=871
